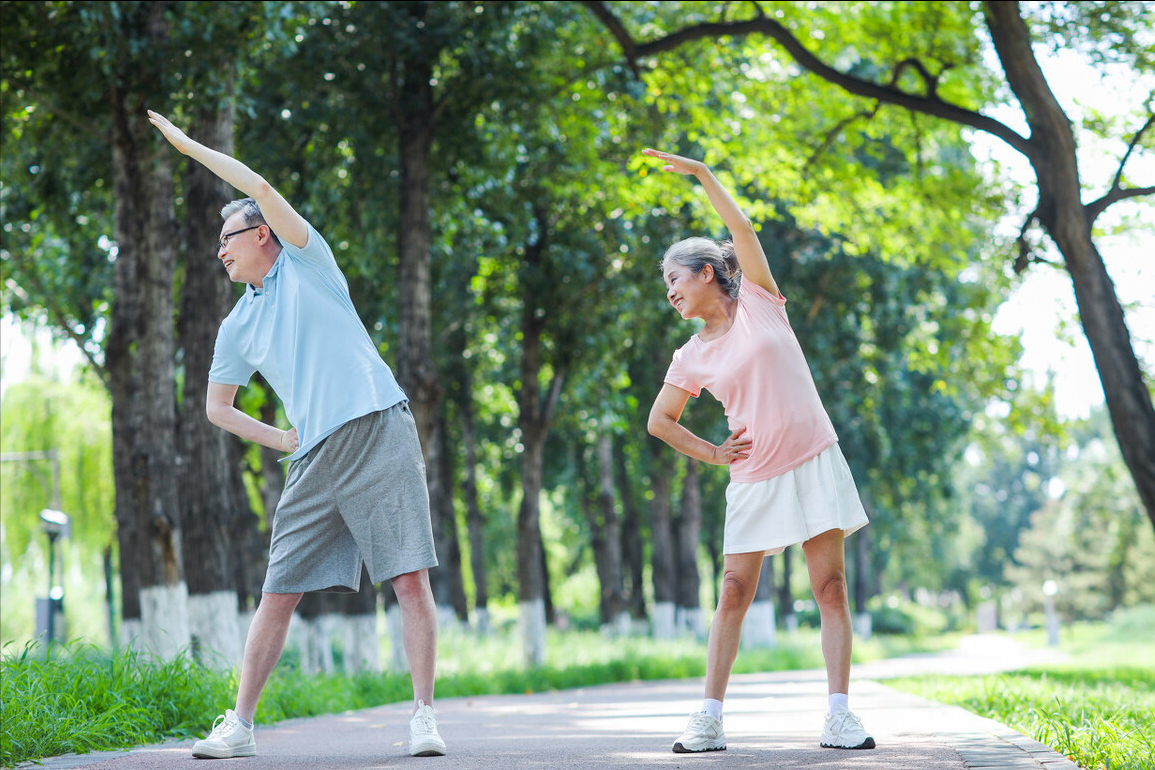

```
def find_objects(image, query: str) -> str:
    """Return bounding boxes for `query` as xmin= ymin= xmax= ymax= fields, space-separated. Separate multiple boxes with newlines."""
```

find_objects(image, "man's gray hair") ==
xmin=220 ymin=198 xmax=281 ymax=247
xmin=660 ymin=237 xmax=741 ymax=298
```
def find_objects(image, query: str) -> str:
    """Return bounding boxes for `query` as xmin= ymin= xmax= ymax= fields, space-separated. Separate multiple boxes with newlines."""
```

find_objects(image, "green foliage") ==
xmin=1006 ymin=410 xmax=1155 ymax=621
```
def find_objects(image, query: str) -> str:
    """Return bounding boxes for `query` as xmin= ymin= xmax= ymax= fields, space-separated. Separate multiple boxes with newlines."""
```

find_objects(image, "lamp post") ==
xmin=1042 ymin=579 xmax=1060 ymax=647
xmin=39 ymin=508 xmax=71 ymax=645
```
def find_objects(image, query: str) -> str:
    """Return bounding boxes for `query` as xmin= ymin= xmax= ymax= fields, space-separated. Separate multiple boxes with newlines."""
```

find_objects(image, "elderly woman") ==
xmin=643 ymin=148 xmax=873 ymax=755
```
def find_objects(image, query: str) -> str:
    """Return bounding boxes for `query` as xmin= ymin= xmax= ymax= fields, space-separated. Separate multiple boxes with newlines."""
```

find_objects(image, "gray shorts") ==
xmin=263 ymin=403 xmax=438 ymax=594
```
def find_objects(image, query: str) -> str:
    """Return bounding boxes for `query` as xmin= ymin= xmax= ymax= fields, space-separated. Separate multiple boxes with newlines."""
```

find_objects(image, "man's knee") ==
xmin=391 ymin=570 xmax=431 ymax=604
xmin=258 ymin=592 xmax=303 ymax=617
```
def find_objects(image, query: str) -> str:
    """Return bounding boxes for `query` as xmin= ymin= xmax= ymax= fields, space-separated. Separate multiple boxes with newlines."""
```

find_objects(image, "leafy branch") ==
xmin=578 ymin=0 xmax=1032 ymax=154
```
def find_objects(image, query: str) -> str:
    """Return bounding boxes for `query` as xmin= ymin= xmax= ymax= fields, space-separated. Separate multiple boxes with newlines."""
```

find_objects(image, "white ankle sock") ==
xmin=236 ymin=714 xmax=253 ymax=729
xmin=701 ymin=698 xmax=723 ymax=720
xmin=828 ymin=693 xmax=849 ymax=713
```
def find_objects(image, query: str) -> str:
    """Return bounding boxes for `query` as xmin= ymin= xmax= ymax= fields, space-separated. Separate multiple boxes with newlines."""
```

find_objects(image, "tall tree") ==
xmin=583 ymin=0 xmax=1155 ymax=529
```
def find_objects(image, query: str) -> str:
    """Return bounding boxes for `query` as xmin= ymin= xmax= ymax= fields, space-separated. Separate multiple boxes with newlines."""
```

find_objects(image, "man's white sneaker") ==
xmin=820 ymin=706 xmax=876 ymax=749
xmin=409 ymin=700 xmax=447 ymax=757
xmin=191 ymin=709 xmax=256 ymax=758
xmin=672 ymin=711 xmax=727 ymax=753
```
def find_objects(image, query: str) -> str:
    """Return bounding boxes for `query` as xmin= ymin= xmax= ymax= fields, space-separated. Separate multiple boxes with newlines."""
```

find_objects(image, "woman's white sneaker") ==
xmin=820 ymin=706 xmax=876 ymax=749
xmin=191 ymin=709 xmax=256 ymax=758
xmin=672 ymin=711 xmax=727 ymax=753
xmin=409 ymin=700 xmax=447 ymax=757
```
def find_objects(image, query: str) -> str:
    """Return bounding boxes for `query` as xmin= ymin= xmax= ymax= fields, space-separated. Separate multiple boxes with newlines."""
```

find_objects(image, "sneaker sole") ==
xmin=191 ymin=744 xmax=257 ymax=759
xmin=410 ymin=740 xmax=447 ymax=757
xmin=672 ymin=741 xmax=726 ymax=753
xmin=821 ymin=737 xmax=876 ymax=750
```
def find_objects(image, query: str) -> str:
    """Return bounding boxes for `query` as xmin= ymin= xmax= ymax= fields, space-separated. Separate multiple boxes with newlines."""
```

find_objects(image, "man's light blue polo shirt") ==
xmin=208 ymin=222 xmax=406 ymax=462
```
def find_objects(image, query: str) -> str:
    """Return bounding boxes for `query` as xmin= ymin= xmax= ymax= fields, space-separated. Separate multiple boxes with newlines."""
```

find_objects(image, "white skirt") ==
xmin=723 ymin=443 xmax=868 ymax=555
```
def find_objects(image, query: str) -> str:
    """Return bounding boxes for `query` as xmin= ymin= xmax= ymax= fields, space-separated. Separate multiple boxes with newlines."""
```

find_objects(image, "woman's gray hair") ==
xmin=220 ymin=198 xmax=281 ymax=247
xmin=660 ymin=237 xmax=741 ymax=297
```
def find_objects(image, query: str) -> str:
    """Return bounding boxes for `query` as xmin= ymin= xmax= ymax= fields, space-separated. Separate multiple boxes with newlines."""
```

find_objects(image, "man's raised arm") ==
xmin=148 ymin=110 xmax=308 ymax=248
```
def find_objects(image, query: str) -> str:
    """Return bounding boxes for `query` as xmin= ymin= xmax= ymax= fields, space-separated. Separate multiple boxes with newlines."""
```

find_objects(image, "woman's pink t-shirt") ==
xmin=663 ymin=279 xmax=838 ymax=483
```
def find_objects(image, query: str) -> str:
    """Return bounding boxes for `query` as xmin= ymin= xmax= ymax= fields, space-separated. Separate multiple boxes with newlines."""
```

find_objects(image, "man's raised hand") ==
xmin=147 ymin=110 xmax=194 ymax=155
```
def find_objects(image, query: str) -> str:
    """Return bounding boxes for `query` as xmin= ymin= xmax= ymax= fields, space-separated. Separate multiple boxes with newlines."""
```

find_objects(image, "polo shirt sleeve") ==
xmin=663 ymin=345 xmax=701 ymax=398
xmin=282 ymin=222 xmax=347 ymax=289
xmin=208 ymin=323 xmax=256 ymax=386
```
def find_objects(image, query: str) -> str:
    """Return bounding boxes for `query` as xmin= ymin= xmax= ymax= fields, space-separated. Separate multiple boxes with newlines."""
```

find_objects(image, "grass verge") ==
xmin=887 ymin=607 xmax=1155 ymax=770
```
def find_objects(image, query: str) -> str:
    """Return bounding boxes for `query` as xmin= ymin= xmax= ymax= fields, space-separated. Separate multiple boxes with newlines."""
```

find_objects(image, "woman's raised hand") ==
xmin=643 ymin=148 xmax=708 ymax=177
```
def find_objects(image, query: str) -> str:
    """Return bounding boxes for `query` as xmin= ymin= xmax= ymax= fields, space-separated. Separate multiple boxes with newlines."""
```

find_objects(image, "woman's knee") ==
xmin=717 ymin=570 xmax=758 ymax=614
xmin=812 ymin=573 xmax=848 ymax=611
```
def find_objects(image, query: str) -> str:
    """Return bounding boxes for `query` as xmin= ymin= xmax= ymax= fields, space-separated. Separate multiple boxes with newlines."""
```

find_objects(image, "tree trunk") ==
xmin=649 ymin=439 xmax=676 ymax=639
xmin=393 ymin=10 xmax=455 ymax=615
xmin=178 ymin=95 xmax=246 ymax=670
xmin=460 ymin=375 xmax=490 ymax=633
xmin=595 ymin=434 xmax=628 ymax=634
xmin=107 ymin=2 xmax=187 ymax=658
xmin=675 ymin=458 xmax=704 ymax=638
xmin=778 ymin=547 xmax=796 ymax=632
xmin=983 ymin=1 xmax=1155 ymax=531
xmin=436 ymin=408 xmax=469 ymax=623
xmin=517 ymin=418 xmax=548 ymax=666
xmin=615 ymin=437 xmax=647 ymax=623
xmin=515 ymin=214 xmax=562 ymax=666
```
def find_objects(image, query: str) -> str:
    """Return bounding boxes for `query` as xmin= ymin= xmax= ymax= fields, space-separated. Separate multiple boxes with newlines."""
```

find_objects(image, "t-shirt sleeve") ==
xmin=663 ymin=345 xmax=701 ymax=398
xmin=740 ymin=277 xmax=787 ymax=307
xmin=207 ymin=324 xmax=255 ymax=386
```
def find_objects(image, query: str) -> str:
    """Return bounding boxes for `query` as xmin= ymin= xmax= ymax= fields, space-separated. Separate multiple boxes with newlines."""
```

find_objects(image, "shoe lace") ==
xmin=830 ymin=709 xmax=863 ymax=734
xmin=688 ymin=712 xmax=717 ymax=731
xmin=207 ymin=713 xmax=236 ymax=738
xmin=412 ymin=708 xmax=437 ymax=734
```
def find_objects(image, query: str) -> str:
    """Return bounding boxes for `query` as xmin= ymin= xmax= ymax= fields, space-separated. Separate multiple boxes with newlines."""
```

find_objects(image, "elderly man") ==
xmin=148 ymin=110 xmax=446 ymax=759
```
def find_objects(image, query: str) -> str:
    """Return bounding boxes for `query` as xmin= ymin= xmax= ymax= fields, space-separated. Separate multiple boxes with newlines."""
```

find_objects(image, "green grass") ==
xmin=887 ymin=606 xmax=1155 ymax=770
xmin=1 ymin=624 xmax=953 ymax=767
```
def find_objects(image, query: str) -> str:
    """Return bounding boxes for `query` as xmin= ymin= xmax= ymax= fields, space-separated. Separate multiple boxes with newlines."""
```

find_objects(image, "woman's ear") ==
xmin=699 ymin=263 xmax=715 ymax=283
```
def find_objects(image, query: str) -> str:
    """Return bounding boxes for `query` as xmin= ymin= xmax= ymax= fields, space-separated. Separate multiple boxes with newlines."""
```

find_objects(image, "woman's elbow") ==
xmin=647 ymin=412 xmax=666 ymax=438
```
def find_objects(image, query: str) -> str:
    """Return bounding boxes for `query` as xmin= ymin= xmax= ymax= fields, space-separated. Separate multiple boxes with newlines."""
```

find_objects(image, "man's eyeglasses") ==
xmin=219 ymin=225 xmax=262 ymax=249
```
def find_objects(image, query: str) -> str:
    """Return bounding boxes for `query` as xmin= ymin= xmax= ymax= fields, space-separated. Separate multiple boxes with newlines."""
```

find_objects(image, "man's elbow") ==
xmin=205 ymin=401 xmax=225 ymax=428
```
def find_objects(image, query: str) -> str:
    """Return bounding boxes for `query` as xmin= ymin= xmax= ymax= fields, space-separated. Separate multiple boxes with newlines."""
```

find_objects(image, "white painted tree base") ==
xmin=119 ymin=618 xmax=143 ymax=650
xmin=304 ymin=613 xmax=340 ymax=674
xmin=187 ymin=590 xmax=243 ymax=670
xmin=651 ymin=602 xmax=676 ymax=640
xmin=741 ymin=600 xmax=777 ymax=649
xmin=138 ymin=582 xmax=191 ymax=661
xmin=519 ymin=599 xmax=546 ymax=667
xmin=340 ymin=613 xmax=381 ymax=673
xmin=601 ymin=612 xmax=632 ymax=638
xmin=854 ymin=611 xmax=873 ymax=639
xmin=386 ymin=604 xmax=409 ymax=673
xmin=473 ymin=607 xmax=492 ymax=636
xmin=436 ymin=605 xmax=459 ymax=631
xmin=676 ymin=606 xmax=706 ymax=640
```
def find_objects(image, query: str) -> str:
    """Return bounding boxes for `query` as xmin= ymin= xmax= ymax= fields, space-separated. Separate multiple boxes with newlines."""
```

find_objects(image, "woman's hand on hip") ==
xmin=713 ymin=427 xmax=752 ymax=464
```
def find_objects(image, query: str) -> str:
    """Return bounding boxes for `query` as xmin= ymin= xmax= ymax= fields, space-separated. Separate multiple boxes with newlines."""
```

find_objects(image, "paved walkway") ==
xmin=23 ymin=635 xmax=1079 ymax=770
